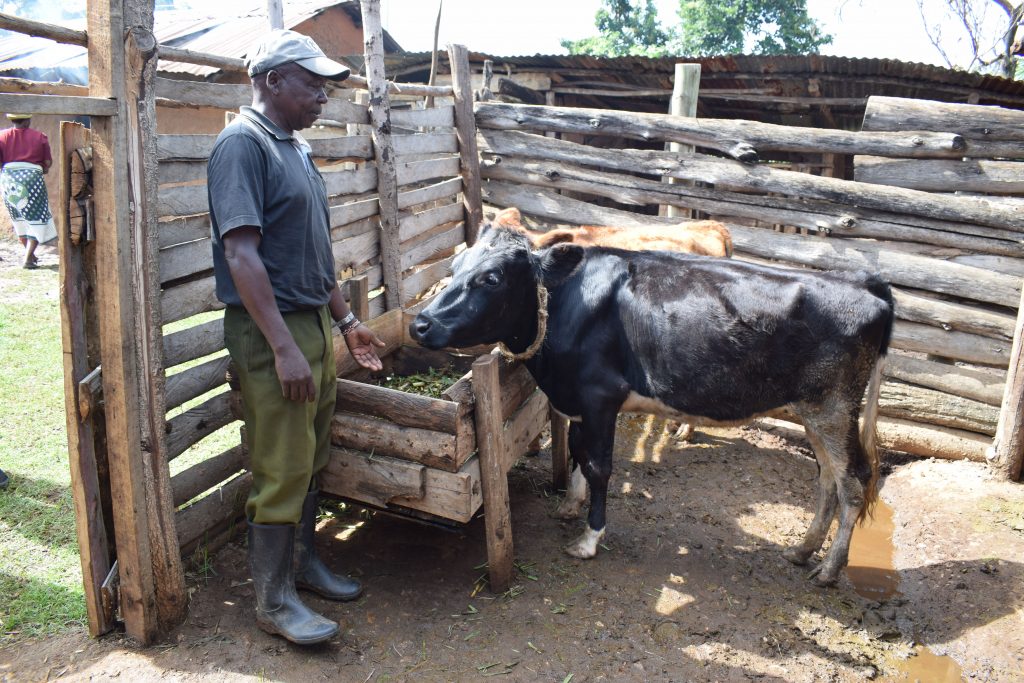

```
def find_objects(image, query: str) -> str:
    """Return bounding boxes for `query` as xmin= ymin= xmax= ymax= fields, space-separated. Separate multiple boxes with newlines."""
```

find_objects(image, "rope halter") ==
xmin=498 ymin=283 xmax=549 ymax=362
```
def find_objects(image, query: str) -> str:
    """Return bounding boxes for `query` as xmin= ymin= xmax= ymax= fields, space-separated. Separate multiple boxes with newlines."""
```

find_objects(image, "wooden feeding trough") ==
xmin=316 ymin=303 xmax=567 ymax=591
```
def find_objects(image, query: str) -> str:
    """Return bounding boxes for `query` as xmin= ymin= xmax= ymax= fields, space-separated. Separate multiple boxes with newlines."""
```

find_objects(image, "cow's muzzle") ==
xmin=409 ymin=313 xmax=444 ymax=349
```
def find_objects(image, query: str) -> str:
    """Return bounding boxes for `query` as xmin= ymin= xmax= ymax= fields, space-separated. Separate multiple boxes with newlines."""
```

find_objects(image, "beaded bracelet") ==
xmin=336 ymin=312 xmax=361 ymax=336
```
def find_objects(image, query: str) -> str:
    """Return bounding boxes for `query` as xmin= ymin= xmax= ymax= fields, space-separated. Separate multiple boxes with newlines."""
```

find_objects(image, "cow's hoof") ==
xmin=669 ymin=421 xmax=694 ymax=442
xmin=554 ymin=500 xmax=584 ymax=520
xmin=782 ymin=546 xmax=813 ymax=566
xmin=805 ymin=563 xmax=840 ymax=587
xmin=564 ymin=527 xmax=604 ymax=559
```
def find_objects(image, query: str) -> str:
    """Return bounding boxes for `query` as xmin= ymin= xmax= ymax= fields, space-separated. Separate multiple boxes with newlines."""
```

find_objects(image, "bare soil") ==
xmin=2 ymin=415 xmax=1022 ymax=683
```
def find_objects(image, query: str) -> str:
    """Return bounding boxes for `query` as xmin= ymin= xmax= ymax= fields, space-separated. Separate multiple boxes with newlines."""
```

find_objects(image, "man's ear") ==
xmin=538 ymin=243 xmax=584 ymax=288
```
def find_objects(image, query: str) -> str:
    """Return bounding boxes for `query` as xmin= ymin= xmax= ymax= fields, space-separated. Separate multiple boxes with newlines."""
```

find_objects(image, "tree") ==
xmin=916 ymin=0 xmax=1022 ymax=78
xmin=674 ymin=0 xmax=832 ymax=55
xmin=562 ymin=0 xmax=671 ymax=58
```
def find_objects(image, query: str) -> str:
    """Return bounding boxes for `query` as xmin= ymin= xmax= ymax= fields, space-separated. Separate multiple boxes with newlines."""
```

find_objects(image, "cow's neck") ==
xmin=498 ymin=284 xmax=549 ymax=362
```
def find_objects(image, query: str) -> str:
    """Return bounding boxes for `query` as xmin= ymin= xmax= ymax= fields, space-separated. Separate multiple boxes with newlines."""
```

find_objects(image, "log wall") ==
xmin=473 ymin=96 xmax=1024 ymax=464
xmin=157 ymin=79 xmax=466 ymax=561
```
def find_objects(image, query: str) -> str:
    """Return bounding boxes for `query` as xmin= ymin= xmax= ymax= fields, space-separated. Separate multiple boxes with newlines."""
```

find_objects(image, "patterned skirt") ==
xmin=1 ymin=161 xmax=56 ymax=244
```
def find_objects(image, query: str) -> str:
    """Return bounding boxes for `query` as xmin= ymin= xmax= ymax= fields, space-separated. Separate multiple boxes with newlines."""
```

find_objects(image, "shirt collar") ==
xmin=238 ymin=106 xmax=293 ymax=141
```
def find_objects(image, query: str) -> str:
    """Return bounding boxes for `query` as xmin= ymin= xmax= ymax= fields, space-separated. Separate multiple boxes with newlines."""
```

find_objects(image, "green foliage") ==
xmin=675 ymin=0 xmax=832 ymax=55
xmin=562 ymin=0 xmax=671 ymax=57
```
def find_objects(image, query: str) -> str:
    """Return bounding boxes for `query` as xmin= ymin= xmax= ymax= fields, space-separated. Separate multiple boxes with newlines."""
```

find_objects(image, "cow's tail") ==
xmin=858 ymin=277 xmax=895 ymax=523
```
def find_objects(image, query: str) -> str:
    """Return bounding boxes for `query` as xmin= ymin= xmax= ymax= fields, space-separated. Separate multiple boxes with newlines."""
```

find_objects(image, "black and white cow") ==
xmin=410 ymin=224 xmax=894 ymax=586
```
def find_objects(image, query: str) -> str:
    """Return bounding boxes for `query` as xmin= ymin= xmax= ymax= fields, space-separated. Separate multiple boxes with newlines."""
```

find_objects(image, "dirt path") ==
xmin=1 ymin=417 xmax=1021 ymax=682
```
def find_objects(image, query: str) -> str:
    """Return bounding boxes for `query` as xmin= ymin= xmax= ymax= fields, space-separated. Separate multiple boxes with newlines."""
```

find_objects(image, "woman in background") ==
xmin=0 ymin=113 xmax=56 ymax=269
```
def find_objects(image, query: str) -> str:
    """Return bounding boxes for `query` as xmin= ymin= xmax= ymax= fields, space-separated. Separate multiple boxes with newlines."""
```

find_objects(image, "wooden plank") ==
xmin=992 ymin=286 xmax=1024 ymax=481
xmin=893 ymin=289 xmax=1015 ymax=342
xmin=479 ymin=130 xmax=1022 ymax=232
xmin=165 ymin=353 xmax=231 ymax=411
xmin=877 ymin=417 xmax=990 ymax=463
xmin=502 ymin=389 xmax=549 ymax=472
xmin=396 ymin=156 xmax=461 ymax=187
xmin=309 ymin=134 xmax=373 ymax=160
xmin=862 ymin=96 xmax=1024 ymax=142
xmin=400 ymin=222 xmax=464 ymax=271
xmin=175 ymin=472 xmax=251 ymax=550
xmin=880 ymin=381 xmax=998 ymax=435
xmin=402 ymin=254 xmax=454 ymax=302
xmin=335 ymin=378 xmax=460 ymax=433
xmin=171 ymin=445 xmax=246 ymax=507
xmin=330 ymin=411 xmax=462 ymax=471
xmin=320 ymin=96 xmax=370 ymax=126
xmin=58 ymin=121 xmax=114 ymax=637
xmin=855 ymin=156 xmax=1024 ymax=194
xmin=165 ymin=391 xmax=236 ymax=462
xmin=159 ymin=214 xmax=210 ymax=249
xmin=497 ymin=361 xmax=538 ymax=422
xmin=89 ymin=5 xmax=157 ymax=643
xmin=0 ymin=11 xmax=88 ymax=45
xmin=0 ymin=77 xmax=87 ymax=97
xmin=160 ymin=276 xmax=222 ymax=325
xmin=399 ymin=202 xmax=463 ymax=242
xmin=884 ymin=354 xmax=1004 ymax=406
xmin=345 ymin=275 xmax=370 ymax=322
xmin=664 ymin=63 xmax=700 ymax=220
xmin=474 ymin=102 xmax=967 ymax=161
xmin=391 ymin=105 xmax=455 ymax=129
xmin=392 ymin=132 xmax=458 ymax=156
xmin=163 ymin=317 xmax=224 ymax=369
xmin=159 ymin=237 xmax=211 ymax=284
xmin=157 ymin=135 xmax=217 ymax=161
xmin=157 ymin=183 xmax=207 ymax=218
xmin=330 ymin=195 xmax=380 ymax=229
xmin=892 ymin=321 xmax=1010 ymax=367
xmin=332 ymin=229 xmax=379 ymax=274
xmin=471 ymin=354 xmax=514 ymax=592
xmin=323 ymin=166 xmax=377 ymax=197
xmin=158 ymin=161 xmax=205 ymax=185
xmin=448 ymin=44 xmax=484 ymax=245
xmin=0 ymin=93 xmax=118 ymax=117
xmin=319 ymin=446 xmax=426 ymax=509
xmin=346 ymin=75 xmax=454 ymax=98
xmin=155 ymin=77 xmax=250 ymax=110
xmin=550 ymin=407 xmax=569 ymax=491
xmin=397 ymin=177 xmax=462 ymax=210
xmin=448 ymin=44 xmax=483 ymax=242
xmin=361 ymin=0 xmax=402 ymax=310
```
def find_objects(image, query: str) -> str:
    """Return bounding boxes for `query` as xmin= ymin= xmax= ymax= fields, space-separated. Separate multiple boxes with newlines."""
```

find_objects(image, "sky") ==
xmin=377 ymin=0 xmax=1011 ymax=70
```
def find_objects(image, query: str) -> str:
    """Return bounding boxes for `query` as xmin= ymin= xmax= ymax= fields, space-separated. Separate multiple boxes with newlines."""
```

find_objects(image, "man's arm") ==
xmin=224 ymin=226 xmax=317 ymax=402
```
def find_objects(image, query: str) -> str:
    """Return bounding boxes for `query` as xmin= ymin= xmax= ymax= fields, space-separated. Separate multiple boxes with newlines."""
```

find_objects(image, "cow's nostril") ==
xmin=410 ymin=318 xmax=431 ymax=340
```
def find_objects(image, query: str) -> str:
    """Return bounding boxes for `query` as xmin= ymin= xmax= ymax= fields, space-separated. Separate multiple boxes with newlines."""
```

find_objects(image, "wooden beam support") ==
xmin=448 ymin=43 xmax=484 ymax=246
xmin=0 ymin=93 xmax=117 ymax=117
xmin=991 ymin=284 xmax=1024 ymax=481
xmin=664 ymin=63 xmax=700 ymax=219
xmin=360 ymin=0 xmax=402 ymax=310
xmin=0 ymin=11 xmax=87 ymax=45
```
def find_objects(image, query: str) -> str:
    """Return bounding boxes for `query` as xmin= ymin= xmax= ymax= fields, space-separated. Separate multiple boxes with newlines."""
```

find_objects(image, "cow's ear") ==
xmin=538 ymin=243 xmax=584 ymax=288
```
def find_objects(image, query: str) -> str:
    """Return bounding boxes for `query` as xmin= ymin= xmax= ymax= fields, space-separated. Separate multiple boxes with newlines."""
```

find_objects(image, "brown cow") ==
xmin=491 ymin=207 xmax=733 ymax=258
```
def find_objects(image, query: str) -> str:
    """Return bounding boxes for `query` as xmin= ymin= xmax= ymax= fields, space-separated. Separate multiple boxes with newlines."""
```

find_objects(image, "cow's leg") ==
xmin=554 ymin=423 xmax=588 ymax=519
xmin=782 ymin=428 xmax=838 ymax=566
xmin=565 ymin=412 xmax=617 ymax=559
xmin=801 ymin=407 xmax=869 ymax=587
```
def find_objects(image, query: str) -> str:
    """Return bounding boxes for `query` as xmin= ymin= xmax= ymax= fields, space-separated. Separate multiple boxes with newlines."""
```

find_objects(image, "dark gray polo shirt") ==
xmin=208 ymin=106 xmax=335 ymax=312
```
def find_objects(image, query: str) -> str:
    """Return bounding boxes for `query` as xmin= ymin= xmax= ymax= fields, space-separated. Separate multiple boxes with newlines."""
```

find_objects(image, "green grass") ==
xmin=0 ymin=249 xmax=88 ymax=640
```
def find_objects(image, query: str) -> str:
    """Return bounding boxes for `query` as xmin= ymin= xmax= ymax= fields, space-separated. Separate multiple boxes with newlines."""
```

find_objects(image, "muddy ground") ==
xmin=1 ymin=414 xmax=1022 ymax=683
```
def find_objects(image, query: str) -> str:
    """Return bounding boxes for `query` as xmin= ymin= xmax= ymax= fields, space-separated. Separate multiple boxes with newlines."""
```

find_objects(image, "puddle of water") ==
xmin=848 ymin=499 xmax=964 ymax=683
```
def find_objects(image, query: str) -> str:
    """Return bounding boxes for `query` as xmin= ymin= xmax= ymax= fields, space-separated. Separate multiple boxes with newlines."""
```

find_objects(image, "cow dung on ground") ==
xmin=3 ymin=417 xmax=1022 ymax=682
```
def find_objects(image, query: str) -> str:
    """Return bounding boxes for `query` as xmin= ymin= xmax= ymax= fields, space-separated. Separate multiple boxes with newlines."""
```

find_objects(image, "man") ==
xmin=0 ymin=113 xmax=56 ymax=268
xmin=207 ymin=30 xmax=385 ymax=646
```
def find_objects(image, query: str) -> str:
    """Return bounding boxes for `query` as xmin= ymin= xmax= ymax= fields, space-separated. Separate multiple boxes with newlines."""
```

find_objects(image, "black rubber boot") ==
xmin=248 ymin=522 xmax=339 ymax=645
xmin=295 ymin=491 xmax=363 ymax=601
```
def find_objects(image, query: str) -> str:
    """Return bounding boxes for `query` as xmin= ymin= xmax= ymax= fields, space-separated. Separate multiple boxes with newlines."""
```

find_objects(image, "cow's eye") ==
xmin=479 ymin=271 xmax=502 ymax=287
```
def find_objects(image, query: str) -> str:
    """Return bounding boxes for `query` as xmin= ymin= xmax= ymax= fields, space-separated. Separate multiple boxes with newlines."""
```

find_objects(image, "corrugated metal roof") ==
xmin=0 ymin=1 xmax=401 ymax=83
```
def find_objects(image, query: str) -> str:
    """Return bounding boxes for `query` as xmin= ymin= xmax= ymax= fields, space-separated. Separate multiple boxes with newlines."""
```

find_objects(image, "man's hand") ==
xmin=275 ymin=342 xmax=317 ymax=402
xmin=344 ymin=324 xmax=386 ymax=371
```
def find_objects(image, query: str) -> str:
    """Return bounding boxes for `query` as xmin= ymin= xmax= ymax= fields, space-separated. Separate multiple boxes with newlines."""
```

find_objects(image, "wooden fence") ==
xmin=473 ymin=97 xmax=1024 ymax=473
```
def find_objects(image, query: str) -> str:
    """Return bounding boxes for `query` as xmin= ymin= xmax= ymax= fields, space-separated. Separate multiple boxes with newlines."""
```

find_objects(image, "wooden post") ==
xmin=58 ymin=121 xmax=114 ymax=637
xmin=88 ymin=0 xmax=186 ymax=643
xmin=990 ymin=286 xmax=1024 ymax=481
xmin=448 ymin=43 xmax=484 ymax=245
xmin=360 ymin=0 xmax=403 ymax=310
xmin=471 ymin=354 xmax=514 ymax=592
xmin=549 ymin=408 xmax=569 ymax=492
xmin=266 ymin=0 xmax=283 ymax=29
xmin=663 ymin=63 xmax=700 ymax=219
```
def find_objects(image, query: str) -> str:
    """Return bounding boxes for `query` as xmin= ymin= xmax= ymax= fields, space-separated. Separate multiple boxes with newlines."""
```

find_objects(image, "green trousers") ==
xmin=224 ymin=305 xmax=336 ymax=524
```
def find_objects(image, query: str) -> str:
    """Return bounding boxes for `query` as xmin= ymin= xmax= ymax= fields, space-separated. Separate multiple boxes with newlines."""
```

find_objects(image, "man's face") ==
xmin=267 ymin=64 xmax=328 ymax=131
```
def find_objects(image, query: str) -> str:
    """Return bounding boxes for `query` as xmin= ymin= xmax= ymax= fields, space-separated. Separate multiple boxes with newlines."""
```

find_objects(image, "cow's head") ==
xmin=409 ymin=223 xmax=583 ymax=352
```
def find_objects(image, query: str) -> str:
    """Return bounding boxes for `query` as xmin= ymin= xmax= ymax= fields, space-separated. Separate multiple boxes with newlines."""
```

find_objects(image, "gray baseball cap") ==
xmin=246 ymin=29 xmax=351 ymax=80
